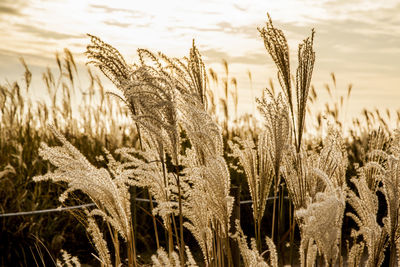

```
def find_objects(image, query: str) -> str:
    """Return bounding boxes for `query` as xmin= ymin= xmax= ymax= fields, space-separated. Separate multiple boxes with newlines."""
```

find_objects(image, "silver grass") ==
xmin=282 ymin=146 xmax=309 ymax=210
xmin=318 ymin=127 xmax=348 ymax=188
xmin=233 ymin=223 xmax=277 ymax=267
xmin=87 ymin=34 xmax=220 ymax=172
xmin=86 ymin=34 xmax=132 ymax=91
xmin=346 ymin=129 xmax=399 ymax=266
xmin=256 ymin=89 xmax=291 ymax=243
xmin=180 ymin=149 xmax=214 ymax=262
xmin=86 ymin=34 xmax=139 ymax=126
xmin=177 ymin=81 xmax=229 ymax=263
xmin=229 ymin=131 xmax=274 ymax=236
xmin=127 ymin=61 xmax=180 ymax=165
xmin=379 ymin=130 xmax=400 ymax=266
xmin=159 ymin=40 xmax=207 ymax=107
xmin=283 ymin=127 xmax=347 ymax=266
xmin=88 ymin=37 xmax=212 ymax=264
xmin=181 ymin=176 xmax=213 ymax=263
xmin=256 ymin=89 xmax=291 ymax=180
xmin=56 ymin=249 xmax=81 ymax=267
xmin=182 ymin=148 xmax=233 ymax=235
xmin=362 ymin=128 xmax=389 ymax=191
xmin=33 ymin=126 xmax=132 ymax=242
xmin=87 ymin=34 xmax=234 ymax=265
xmin=87 ymin=34 xmax=220 ymax=183
xmin=346 ymin=241 xmax=365 ymax=267
xmin=162 ymin=43 xmax=223 ymax=164
xmin=391 ymin=129 xmax=400 ymax=155
xmin=0 ymin=164 xmax=15 ymax=179
xmin=151 ymin=248 xmax=181 ymax=267
xmin=116 ymin=141 xmax=177 ymax=226
xmin=295 ymin=29 xmax=315 ymax=150
xmin=151 ymin=247 xmax=198 ymax=267
xmin=200 ymin=155 xmax=233 ymax=235
xmin=184 ymin=246 xmax=198 ymax=267
xmin=135 ymin=47 xmax=230 ymax=263
xmin=258 ymin=14 xmax=292 ymax=118
xmin=86 ymin=214 xmax=112 ymax=267
xmin=292 ymin=237 xmax=317 ymax=267
xmin=116 ymin=54 xmax=182 ymax=257
xmin=347 ymin=176 xmax=388 ymax=267
xmin=283 ymin=127 xmax=347 ymax=209
xmin=303 ymin=240 xmax=318 ymax=267
xmin=381 ymin=155 xmax=400 ymax=263
xmin=304 ymin=127 xmax=347 ymax=203
xmin=258 ymin=15 xmax=315 ymax=152
xmin=179 ymin=92 xmax=223 ymax=165
xmin=87 ymin=36 xmax=181 ymax=165
xmin=180 ymin=147 xmax=233 ymax=263
xmin=259 ymin=16 xmax=316 ymax=253
xmin=296 ymin=187 xmax=345 ymax=266
xmin=356 ymin=161 xmax=386 ymax=194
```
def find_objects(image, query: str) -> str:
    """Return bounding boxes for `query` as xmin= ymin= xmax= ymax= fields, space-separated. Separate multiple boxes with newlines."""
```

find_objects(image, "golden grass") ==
xmin=2 ymin=13 xmax=400 ymax=267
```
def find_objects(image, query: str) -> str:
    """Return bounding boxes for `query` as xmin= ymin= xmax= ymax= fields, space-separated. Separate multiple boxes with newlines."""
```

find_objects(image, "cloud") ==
xmin=89 ymin=4 xmax=152 ymax=19
xmin=90 ymin=4 xmax=154 ymax=29
xmin=14 ymin=24 xmax=84 ymax=40
xmin=311 ymin=1 xmax=400 ymax=36
xmin=102 ymin=19 xmax=151 ymax=28
xmin=0 ymin=47 xmax=57 ymax=81
xmin=232 ymin=52 xmax=270 ymax=65
xmin=103 ymin=20 xmax=131 ymax=28
xmin=89 ymin=4 xmax=131 ymax=14
xmin=202 ymin=48 xmax=268 ymax=65
xmin=217 ymin=22 xmax=260 ymax=39
xmin=233 ymin=3 xmax=248 ymax=12
xmin=0 ymin=0 xmax=29 ymax=17
xmin=174 ymin=21 xmax=260 ymax=41
xmin=0 ymin=5 xmax=20 ymax=16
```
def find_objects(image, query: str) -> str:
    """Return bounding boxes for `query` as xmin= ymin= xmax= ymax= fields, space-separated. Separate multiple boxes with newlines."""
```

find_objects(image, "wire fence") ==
xmin=0 ymin=196 xmax=289 ymax=218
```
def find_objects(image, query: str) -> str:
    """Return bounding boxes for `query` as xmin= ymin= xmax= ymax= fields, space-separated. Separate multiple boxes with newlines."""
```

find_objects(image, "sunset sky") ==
xmin=1 ymin=0 xmax=399 ymax=122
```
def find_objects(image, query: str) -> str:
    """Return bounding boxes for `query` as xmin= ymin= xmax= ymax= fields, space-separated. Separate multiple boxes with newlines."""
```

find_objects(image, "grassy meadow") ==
xmin=1 ymin=15 xmax=399 ymax=267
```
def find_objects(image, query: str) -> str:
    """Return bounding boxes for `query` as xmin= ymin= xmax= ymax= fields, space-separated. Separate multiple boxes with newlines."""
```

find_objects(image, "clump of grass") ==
xmin=0 ymin=50 xmax=137 ymax=266
xmin=2 ymin=11 xmax=400 ymax=267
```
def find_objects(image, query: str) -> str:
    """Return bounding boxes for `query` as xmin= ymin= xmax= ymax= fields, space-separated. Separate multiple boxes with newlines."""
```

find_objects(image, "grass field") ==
xmin=1 ymin=15 xmax=399 ymax=267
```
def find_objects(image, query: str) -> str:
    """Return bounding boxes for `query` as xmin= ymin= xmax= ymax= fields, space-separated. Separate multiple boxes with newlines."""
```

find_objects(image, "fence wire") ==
xmin=0 ymin=196 xmax=289 ymax=218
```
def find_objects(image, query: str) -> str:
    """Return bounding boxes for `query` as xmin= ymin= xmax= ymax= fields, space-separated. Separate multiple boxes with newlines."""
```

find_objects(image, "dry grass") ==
xmin=2 ymin=13 xmax=400 ymax=267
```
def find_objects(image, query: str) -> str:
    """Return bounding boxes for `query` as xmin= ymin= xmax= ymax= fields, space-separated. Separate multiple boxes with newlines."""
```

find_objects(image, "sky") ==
xmin=1 ymin=0 xmax=399 ymax=124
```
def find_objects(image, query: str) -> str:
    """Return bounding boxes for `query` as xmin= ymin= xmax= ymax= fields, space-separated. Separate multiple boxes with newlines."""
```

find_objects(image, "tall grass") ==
xmin=2 ymin=13 xmax=400 ymax=267
xmin=0 ymin=50 xmax=138 ymax=266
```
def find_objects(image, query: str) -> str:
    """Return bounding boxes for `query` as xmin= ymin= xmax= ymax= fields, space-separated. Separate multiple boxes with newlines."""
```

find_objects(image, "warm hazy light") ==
xmin=0 ymin=0 xmax=399 ymax=123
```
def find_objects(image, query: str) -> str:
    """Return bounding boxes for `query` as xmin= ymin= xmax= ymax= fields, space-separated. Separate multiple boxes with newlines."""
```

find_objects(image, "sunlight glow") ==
xmin=0 ymin=0 xmax=399 ymax=120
